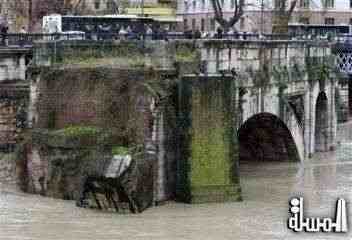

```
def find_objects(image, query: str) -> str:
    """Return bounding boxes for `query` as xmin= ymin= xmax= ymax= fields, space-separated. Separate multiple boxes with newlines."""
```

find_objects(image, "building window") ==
xmin=202 ymin=0 xmax=205 ymax=10
xmin=201 ymin=18 xmax=205 ymax=32
xmin=350 ymin=0 xmax=352 ymax=8
xmin=240 ymin=17 xmax=245 ymax=30
xmin=349 ymin=18 xmax=352 ymax=25
xmin=192 ymin=19 xmax=196 ymax=31
xmin=211 ymin=18 xmax=216 ymax=31
xmin=231 ymin=0 xmax=235 ymax=8
xmin=192 ymin=0 xmax=196 ymax=11
xmin=325 ymin=18 xmax=335 ymax=25
xmin=274 ymin=0 xmax=285 ymax=9
xmin=299 ymin=0 xmax=309 ymax=8
xmin=184 ymin=19 xmax=188 ymax=30
xmin=323 ymin=0 xmax=334 ymax=8
xmin=299 ymin=17 xmax=310 ymax=24
xmin=184 ymin=1 xmax=189 ymax=12
xmin=94 ymin=0 xmax=100 ymax=9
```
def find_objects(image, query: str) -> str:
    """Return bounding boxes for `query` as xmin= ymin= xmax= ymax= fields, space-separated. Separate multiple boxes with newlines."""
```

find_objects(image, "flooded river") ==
xmin=1 ymin=123 xmax=352 ymax=239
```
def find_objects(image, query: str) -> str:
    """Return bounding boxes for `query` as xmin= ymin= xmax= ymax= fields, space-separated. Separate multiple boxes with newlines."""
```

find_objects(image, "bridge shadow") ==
xmin=238 ymin=113 xmax=300 ymax=202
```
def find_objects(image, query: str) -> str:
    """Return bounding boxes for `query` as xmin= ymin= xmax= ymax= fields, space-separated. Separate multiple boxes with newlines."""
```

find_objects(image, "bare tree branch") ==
xmin=210 ymin=0 xmax=245 ymax=31
xmin=288 ymin=0 xmax=298 ymax=14
xmin=272 ymin=0 xmax=299 ymax=33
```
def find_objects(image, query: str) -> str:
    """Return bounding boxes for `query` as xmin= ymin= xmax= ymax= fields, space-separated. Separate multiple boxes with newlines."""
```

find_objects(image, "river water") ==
xmin=1 ymin=123 xmax=352 ymax=239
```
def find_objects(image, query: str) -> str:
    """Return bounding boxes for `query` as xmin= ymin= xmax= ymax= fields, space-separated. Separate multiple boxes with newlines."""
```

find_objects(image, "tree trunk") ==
xmin=272 ymin=14 xmax=290 ymax=34
xmin=28 ymin=0 xmax=33 ymax=32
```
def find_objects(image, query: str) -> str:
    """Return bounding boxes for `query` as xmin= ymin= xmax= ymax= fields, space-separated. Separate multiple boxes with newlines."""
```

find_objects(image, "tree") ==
xmin=210 ymin=0 xmax=245 ymax=31
xmin=72 ymin=0 xmax=120 ymax=15
xmin=30 ymin=0 xmax=66 ymax=31
xmin=272 ymin=0 xmax=298 ymax=34
xmin=106 ymin=0 xmax=120 ymax=14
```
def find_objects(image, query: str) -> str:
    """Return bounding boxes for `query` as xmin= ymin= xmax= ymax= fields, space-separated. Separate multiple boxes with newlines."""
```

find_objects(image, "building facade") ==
xmin=0 ymin=0 xmax=30 ymax=32
xmin=177 ymin=0 xmax=352 ymax=33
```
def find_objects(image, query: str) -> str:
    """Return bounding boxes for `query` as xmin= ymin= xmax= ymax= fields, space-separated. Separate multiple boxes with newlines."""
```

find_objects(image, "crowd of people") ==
xmin=183 ymin=27 xmax=254 ymax=40
xmin=91 ymin=23 xmax=171 ymax=41
xmin=0 ymin=23 xmax=8 ymax=45
xmin=0 ymin=23 xmax=28 ymax=46
xmin=0 ymin=21 xmax=256 ymax=47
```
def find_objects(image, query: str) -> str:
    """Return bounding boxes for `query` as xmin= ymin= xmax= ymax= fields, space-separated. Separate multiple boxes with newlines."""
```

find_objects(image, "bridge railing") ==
xmin=0 ymin=32 xmax=340 ymax=47
xmin=0 ymin=33 xmax=87 ymax=47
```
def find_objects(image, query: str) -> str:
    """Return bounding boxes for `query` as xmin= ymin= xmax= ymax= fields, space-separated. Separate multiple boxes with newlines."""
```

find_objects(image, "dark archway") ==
xmin=315 ymin=92 xmax=329 ymax=152
xmin=238 ymin=113 xmax=300 ymax=163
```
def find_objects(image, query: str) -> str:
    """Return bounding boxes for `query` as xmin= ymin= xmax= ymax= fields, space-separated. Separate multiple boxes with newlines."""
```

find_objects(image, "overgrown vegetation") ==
xmin=175 ymin=43 xmax=199 ymax=62
xmin=112 ymin=146 xmax=130 ymax=155
xmin=56 ymin=42 xmax=146 ymax=67
xmin=54 ymin=125 xmax=100 ymax=138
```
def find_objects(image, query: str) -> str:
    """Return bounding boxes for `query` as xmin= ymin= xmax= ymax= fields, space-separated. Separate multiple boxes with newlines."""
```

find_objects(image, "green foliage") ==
xmin=55 ymin=125 xmax=100 ymax=138
xmin=273 ymin=65 xmax=289 ymax=88
xmin=175 ymin=44 xmax=198 ymax=62
xmin=56 ymin=42 xmax=146 ymax=67
xmin=111 ymin=144 xmax=144 ymax=156
xmin=112 ymin=146 xmax=130 ymax=155
xmin=175 ymin=51 xmax=198 ymax=62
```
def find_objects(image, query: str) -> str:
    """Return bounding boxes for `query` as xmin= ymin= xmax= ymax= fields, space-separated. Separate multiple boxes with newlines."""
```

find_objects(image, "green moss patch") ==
xmin=175 ymin=43 xmax=199 ymax=62
xmin=177 ymin=76 xmax=241 ymax=203
xmin=112 ymin=146 xmax=130 ymax=155
xmin=54 ymin=125 xmax=100 ymax=138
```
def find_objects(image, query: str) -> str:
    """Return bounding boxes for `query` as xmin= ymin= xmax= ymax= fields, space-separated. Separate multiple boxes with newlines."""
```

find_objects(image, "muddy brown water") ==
xmin=1 ymin=123 xmax=352 ymax=239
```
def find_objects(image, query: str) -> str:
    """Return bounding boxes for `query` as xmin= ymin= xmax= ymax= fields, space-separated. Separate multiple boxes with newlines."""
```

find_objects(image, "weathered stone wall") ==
xmin=18 ymin=129 xmax=155 ymax=212
xmin=0 ymin=154 xmax=17 ymax=186
xmin=176 ymin=75 xmax=241 ymax=203
xmin=29 ymin=130 xmax=112 ymax=199
xmin=26 ymin=51 xmax=181 ymax=205
xmin=0 ymin=49 xmax=30 ymax=152
xmin=29 ymin=67 xmax=175 ymax=144
xmin=0 ymin=49 xmax=29 ymax=82
xmin=28 ymin=40 xmax=199 ymax=204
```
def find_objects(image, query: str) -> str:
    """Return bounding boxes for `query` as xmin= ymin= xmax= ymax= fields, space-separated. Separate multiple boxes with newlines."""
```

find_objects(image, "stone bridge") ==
xmin=0 ymin=39 xmax=341 ymax=205
xmin=178 ymin=40 xmax=339 ymax=203
xmin=204 ymin=40 xmax=338 ymax=160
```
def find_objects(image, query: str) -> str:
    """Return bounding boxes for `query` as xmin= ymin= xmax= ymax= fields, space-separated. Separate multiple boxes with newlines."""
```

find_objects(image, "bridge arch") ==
xmin=315 ymin=91 xmax=329 ymax=152
xmin=238 ymin=113 xmax=301 ymax=163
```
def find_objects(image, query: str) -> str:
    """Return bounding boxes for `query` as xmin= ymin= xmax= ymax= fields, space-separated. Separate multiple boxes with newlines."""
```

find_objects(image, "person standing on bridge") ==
xmin=0 ymin=24 xmax=8 ymax=46
xmin=19 ymin=27 xmax=27 ymax=47
xmin=20 ymin=26 xmax=26 ymax=33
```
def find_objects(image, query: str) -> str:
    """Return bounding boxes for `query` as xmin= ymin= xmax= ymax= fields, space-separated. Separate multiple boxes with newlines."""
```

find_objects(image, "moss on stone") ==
xmin=177 ymin=76 xmax=241 ymax=203
xmin=54 ymin=125 xmax=100 ymax=138
xmin=32 ymin=126 xmax=111 ymax=149
xmin=190 ymin=87 xmax=231 ymax=187
xmin=112 ymin=146 xmax=130 ymax=155
xmin=175 ymin=43 xmax=199 ymax=63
